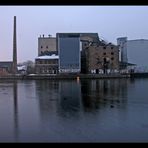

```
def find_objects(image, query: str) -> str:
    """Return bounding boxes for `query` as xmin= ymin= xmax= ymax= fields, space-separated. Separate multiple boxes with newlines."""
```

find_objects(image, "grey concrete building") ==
xmin=35 ymin=34 xmax=58 ymax=74
xmin=57 ymin=33 xmax=81 ymax=73
xmin=38 ymin=35 xmax=57 ymax=56
xmin=117 ymin=37 xmax=128 ymax=64
xmin=0 ymin=62 xmax=13 ymax=75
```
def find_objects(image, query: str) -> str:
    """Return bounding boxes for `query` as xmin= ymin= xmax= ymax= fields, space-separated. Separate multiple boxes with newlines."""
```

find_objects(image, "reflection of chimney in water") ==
xmin=12 ymin=16 xmax=17 ymax=74
xmin=13 ymin=81 xmax=19 ymax=141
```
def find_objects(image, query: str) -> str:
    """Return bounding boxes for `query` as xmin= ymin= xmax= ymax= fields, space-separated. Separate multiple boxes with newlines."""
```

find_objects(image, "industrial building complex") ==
xmin=0 ymin=16 xmax=147 ymax=77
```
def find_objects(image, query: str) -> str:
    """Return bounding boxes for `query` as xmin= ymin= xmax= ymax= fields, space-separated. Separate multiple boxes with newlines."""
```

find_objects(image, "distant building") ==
xmin=0 ymin=61 xmax=13 ymax=75
xmin=35 ymin=54 xmax=59 ymax=74
xmin=80 ymin=33 xmax=99 ymax=73
xmin=85 ymin=43 xmax=119 ymax=74
xmin=80 ymin=33 xmax=119 ymax=74
xmin=38 ymin=35 xmax=57 ymax=56
xmin=35 ymin=34 xmax=58 ymax=74
xmin=117 ymin=37 xmax=148 ymax=72
xmin=57 ymin=33 xmax=81 ymax=73
xmin=117 ymin=37 xmax=128 ymax=65
xmin=17 ymin=65 xmax=27 ymax=74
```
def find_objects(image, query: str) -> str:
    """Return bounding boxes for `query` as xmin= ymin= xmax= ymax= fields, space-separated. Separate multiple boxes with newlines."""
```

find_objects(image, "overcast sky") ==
xmin=0 ymin=6 xmax=148 ymax=63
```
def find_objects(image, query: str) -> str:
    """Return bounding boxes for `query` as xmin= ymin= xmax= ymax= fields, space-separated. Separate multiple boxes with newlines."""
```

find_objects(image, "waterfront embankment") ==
xmin=0 ymin=73 xmax=130 ymax=80
xmin=2 ymin=73 xmax=148 ymax=80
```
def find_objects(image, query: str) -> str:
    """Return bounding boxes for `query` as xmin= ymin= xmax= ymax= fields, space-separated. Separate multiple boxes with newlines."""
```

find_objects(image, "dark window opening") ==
xmin=104 ymin=58 xmax=107 ymax=63
xmin=46 ymin=46 xmax=48 ymax=49
xmin=111 ymin=47 xmax=114 ymax=49
xmin=103 ymin=47 xmax=106 ymax=49
xmin=96 ymin=69 xmax=99 ymax=74
xmin=111 ymin=52 xmax=114 ymax=55
xmin=103 ymin=52 xmax=106 ymax=55
xmin=111 ymin=57 xmax=114 ymax=60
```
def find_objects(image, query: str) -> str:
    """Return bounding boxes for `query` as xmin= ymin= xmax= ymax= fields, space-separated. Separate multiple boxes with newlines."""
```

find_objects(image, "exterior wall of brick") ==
xmin=86 ymin=44 xmax=119 ymax=73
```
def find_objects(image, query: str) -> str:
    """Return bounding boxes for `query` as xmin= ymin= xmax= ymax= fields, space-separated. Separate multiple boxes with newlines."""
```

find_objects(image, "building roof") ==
xmin=128 ymin=39 xmax=148 ymax=42
xmin=57 ymin=33 xmax=80 ymax=38
xmin=57 ymin=32 xmax=99 ymax=39
xmin=0 ymin=61 xmax=13 ymax=68
xmin=36 ymin=54 xmax=59 ymax=60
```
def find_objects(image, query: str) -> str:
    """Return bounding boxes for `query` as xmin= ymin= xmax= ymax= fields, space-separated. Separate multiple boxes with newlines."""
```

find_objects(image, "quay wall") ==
xmin=0 ymin=74 xmax=130 ymax=80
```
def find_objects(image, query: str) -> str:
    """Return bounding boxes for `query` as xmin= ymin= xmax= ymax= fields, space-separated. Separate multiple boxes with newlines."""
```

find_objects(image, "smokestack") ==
xmin=12 ymin=16 xmax=17 ymax=74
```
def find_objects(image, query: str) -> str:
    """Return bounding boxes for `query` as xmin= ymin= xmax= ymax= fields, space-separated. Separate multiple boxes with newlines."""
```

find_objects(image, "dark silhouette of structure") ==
xmin=12 ymin=16 xmax=17 ymax=75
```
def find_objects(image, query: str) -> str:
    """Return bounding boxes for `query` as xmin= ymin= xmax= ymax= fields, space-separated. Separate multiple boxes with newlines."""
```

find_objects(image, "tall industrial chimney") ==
xmin=12 ymin=16 xmax=17 ymax=74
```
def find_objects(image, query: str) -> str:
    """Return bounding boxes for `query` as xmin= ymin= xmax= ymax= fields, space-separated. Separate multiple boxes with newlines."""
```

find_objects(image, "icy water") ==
xmin=0 ymin=78 xmax=148 ymax=142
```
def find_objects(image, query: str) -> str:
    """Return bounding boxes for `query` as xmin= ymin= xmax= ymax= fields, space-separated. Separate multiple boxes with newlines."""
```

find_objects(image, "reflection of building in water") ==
xmin=36 ymin=80 xmax=82 ymax=119
xmin=80 ymin=80 xmax=99 ymax=111
xmin=81 ymin=79 xmax=129 ymax=111
xmin=35 ymin=80 xmax=60 ymax=120
xmin=57 ymin=80 xmax=82 ymax=116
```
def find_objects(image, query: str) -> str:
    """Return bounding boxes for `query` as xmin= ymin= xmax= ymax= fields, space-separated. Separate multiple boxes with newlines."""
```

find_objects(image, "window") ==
xmin=103 ymin=47 xmax=106 ymax=49
xmin=111 ymin=57 xmax=114 ymax=60
xmin=41 ymin=46 xmax=43 ymax=48
xmin=41 ymin=51 xmax=43 ymax=55
xmin=103 ymin=52 xmax=106 ymax=55
xmin=45 ymin=60 xmax=48 ymax=64
xmin=111 ymin=52 xmax=114 ymax=55
xmin=46 ymin=46 xmax=48 ymax=49
xmin=111 ymin=46 xmax=114 ymax=49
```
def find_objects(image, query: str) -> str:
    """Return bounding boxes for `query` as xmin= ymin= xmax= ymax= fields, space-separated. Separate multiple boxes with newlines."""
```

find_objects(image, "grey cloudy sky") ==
xmin=0 ymin=6 xmax=148 ymax=62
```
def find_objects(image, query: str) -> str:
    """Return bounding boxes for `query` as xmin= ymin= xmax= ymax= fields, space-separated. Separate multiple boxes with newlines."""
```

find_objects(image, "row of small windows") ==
xmin=36 ymin=68 xmax=58 ymax=74
xmin=103 ymin=46 xmax=114 ymax=49
xmin=60 ymin=64 xmax=79 ymax=68
xmin=103 ymin=52 xmax=114 ymax=55
xmin=41 ymin=45 xmax=114 ymax=49
xmin=41 ymin=46 xmax=49 ymax=49
xmin=97 ymin=57 xmax=114 ymax=62
xmin=83 ymin=43 xmax=114 ymax=49
xmin=36 ymin=60 xmax=58 ymax=64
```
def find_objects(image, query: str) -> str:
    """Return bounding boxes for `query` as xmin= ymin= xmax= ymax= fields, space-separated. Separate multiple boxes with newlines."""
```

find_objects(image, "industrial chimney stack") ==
xmin=12 ymin=16 xmax=17 ymax=75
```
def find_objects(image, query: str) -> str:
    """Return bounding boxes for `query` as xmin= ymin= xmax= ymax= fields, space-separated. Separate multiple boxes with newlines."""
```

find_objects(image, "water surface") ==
xmin=0 ymin=78 xmax=148 ymax=142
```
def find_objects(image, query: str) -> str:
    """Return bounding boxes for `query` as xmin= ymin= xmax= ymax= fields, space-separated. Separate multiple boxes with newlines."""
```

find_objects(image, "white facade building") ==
xmin=117 ymin=37 xmax=148 ymax=72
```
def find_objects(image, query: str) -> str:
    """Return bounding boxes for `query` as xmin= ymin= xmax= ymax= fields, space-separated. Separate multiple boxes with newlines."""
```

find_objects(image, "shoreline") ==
xmin=0 ymin=73 xmax=148 ymax=80
xmin=0 ymin=73 xmax=130 ymax=80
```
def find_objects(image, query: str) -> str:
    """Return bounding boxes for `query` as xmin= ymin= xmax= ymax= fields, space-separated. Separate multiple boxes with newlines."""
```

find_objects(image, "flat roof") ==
xmin=36 ymin=55 xmax=59 ymax=60
xmin=128 ymin=39 xmax=148 ymax=42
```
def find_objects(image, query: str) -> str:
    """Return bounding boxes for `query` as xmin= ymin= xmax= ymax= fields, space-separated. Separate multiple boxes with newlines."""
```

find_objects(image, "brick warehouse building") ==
xmin=85 ymin=42 xmax=119 ymax=74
